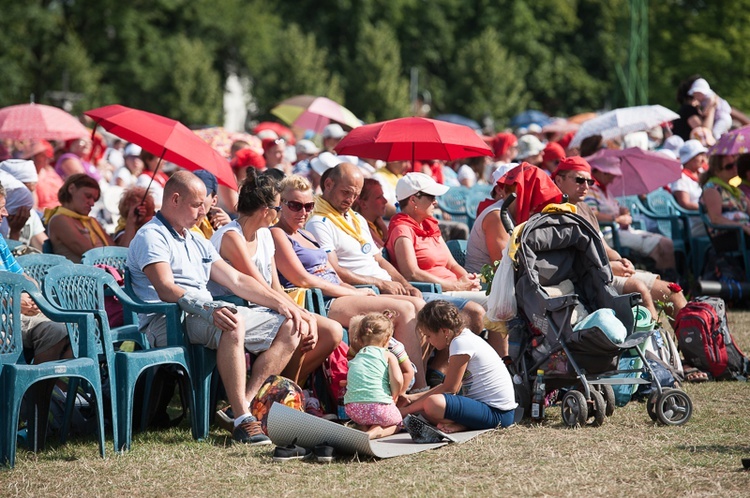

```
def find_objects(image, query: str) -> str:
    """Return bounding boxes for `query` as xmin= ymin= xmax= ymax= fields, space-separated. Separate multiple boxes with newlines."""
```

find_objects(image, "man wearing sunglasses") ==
xmin=553 ymin=157 xmax=686 ymax=324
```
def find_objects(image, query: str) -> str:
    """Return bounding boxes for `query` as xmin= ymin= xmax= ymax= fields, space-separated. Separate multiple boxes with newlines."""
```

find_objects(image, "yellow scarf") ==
xmin=312 ymin=195 xmax=368 ymax=247
xmin=189 ymin=217 xmax=214 ymax=239
xmin=43 ymin=206 xmax=109 ymax=247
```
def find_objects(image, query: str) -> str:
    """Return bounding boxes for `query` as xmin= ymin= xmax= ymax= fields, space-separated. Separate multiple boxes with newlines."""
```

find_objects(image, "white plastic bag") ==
xmin=487 ymin=245 xmax=517 ymax=321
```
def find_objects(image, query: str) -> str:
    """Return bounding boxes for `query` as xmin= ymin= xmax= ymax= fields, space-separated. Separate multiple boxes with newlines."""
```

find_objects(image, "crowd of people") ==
xmin=2 ymin=74 xmax=747 ymax=446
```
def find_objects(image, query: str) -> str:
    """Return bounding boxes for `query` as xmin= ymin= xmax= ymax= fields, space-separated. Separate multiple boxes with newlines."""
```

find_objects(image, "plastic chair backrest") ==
xmin=5 ymin=239 xmax=23 ymax=252
xmin=0 ymin=273 xmax=32 ymax=362
xmin=465 ymin=192 xmax=488 ymax=227
xmin=81 ymin=246 xmax=129 ymax=276
xmin=16 ymin=253 xmax=74 ymax=286
xmin=446 ymin=239 xmax=468 ymax=267
xmin=437 ymin=187 xmax=470 ymax=226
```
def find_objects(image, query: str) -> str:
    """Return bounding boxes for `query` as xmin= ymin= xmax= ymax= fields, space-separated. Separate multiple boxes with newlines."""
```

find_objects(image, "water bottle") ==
xmin=337 ymin=382 xmax=349 ymax=421
xmin=531 ymin=369 xmax=546 ymax=422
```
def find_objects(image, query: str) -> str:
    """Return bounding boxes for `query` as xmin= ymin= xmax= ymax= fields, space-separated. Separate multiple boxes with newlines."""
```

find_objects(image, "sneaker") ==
xmin=313 ymin=442 xmax=335 ymax=463
xmin=232 ymin=416 xmax=272 ymax=445
xmin=273 ymin=438 xmax=311 ymax=462
xmin=216 ymin=406 xmax=235 ymax=434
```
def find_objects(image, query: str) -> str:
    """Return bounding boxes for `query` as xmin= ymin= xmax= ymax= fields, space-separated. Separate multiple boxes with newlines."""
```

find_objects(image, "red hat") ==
xmin=542 ymin=142 xmax=566 ymax=163
xmin=232 ymin=148 xmax=266 ymax=170
xmin=551 ymin=156 xmax=592 ymax=181
xmin=492 ymin=133 xmax=518 ymax=160
xmin=557 ymin=131 xmax=576 ymax=151
xmin=496 ymin=162 xmax=562 ymax=223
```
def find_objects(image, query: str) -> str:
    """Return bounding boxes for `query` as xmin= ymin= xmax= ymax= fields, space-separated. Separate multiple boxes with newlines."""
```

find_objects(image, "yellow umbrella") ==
xmin=271 ymin=95 xmax=360 ymax=133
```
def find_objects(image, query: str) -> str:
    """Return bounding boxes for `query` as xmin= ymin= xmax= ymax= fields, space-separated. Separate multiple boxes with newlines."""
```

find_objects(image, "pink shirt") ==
xmin=386 ymin=222 xmax=457 ymax=281
xmin=36 ymin=167 xmax=63 ymax=210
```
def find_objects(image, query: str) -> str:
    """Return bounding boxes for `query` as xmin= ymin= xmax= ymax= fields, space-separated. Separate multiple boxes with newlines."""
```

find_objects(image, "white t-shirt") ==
xmin=111 ymin=166 xmax=137 ymax=187
xmin=669 ymin=172 xmax=706 ymax=237
xmin=208 ymin=222 xmax=275 ymax=296
xmin=306 ymin=210 xmax=391 ymax=281
xmin=135 ymin=173 xmax=164 ymax=208
xmin=450 ymin=329 xmax=517 ymax=411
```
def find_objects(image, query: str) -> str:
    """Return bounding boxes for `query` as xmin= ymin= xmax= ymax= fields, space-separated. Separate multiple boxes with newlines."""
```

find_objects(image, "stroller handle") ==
xmin=500 ymin=193 xmax=517 ymax=233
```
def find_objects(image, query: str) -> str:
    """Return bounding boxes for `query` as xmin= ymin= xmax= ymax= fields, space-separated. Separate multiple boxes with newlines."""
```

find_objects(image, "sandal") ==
xmin=686 ymin=370 xmax=709 ymax=383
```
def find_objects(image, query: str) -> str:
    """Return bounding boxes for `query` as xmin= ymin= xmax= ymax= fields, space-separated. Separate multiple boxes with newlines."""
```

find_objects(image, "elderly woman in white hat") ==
xmin=0 ymin=159 xmax=48 ymax=251
xmin=670 ymin=140 xmax=708 ymax=237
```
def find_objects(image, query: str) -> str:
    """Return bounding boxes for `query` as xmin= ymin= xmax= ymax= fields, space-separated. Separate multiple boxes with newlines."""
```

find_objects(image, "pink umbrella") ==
xmin=0 ymin=103 xmax=89 ymax=140
xmin=194 ymin=127 xmax=263 ymax=159
xmin=708 ymin=124 xmax=750 ymax=156
xmin=585 ymin=147 xmax=682 ymax=196
xmin=271 ymin=95 xmax=360 ymax=134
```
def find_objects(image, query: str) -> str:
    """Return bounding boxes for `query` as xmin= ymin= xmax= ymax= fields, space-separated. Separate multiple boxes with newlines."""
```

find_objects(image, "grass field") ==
xmin=3 ymin=311 xmax=750 ymax=497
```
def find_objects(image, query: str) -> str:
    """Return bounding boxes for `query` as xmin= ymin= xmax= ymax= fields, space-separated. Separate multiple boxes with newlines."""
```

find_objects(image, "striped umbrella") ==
xmin=271 ymin=95 xmax=360 ymax=134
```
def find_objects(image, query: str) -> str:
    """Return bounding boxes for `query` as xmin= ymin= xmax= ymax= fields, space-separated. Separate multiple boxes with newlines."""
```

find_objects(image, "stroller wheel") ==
xmin=561 ymin=390 xmax=588 ymax=428
xmin=587 ymin=390 xmax=606 ymax=427
xmin=596 ymin=385 xmax=616 ymax=417
xmin=655 ymin=389 xmax=693 ymax=426
xmin=646 ymin=388 xmax=670 ymax=422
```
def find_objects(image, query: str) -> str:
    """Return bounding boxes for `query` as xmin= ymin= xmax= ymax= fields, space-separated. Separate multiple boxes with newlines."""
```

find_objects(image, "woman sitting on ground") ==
xmin=45 ymin=173 xmax=114 ymax=263
xmin=207 ymin=170 xmax=342 ymax=385
xmin=271 ymin=174 xmax=431 ymax=390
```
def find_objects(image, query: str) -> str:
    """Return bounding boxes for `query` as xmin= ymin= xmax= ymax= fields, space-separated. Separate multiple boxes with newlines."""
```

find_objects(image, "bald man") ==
xmin=128 ymin=170 xmax=315 ymax=445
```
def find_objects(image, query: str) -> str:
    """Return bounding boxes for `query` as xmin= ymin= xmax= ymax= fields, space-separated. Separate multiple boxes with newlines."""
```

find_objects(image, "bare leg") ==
xmin=246 ymin=320 xmax=300 ymax=403
xmin=366 ymin=424 xmax=400 ymax=439
xmin=650 ymin=280 xmax=687 ymax=319
xmin=623 ymin=278 xmax=658 ymax=319
xmin=460 ymin=301 xmax=485 ymax=334
xmin=328 ymin=295 xmax=427 ymax=388
xmin=488 ymin=332 xmax=509 ymax=358
xmin=282 ymin=315 xmax=343 ymax=383
xmin=648 ymin=238 xmax=676 ymax=272
xmin=215 ymin=319 xmax=251 ymax=418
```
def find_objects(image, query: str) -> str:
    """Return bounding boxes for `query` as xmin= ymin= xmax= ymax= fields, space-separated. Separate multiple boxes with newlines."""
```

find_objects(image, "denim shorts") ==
xmin=422 ymin=292 xmax=470 ymax=310
xmin=442 ymin=394 xmax=515 ymax=429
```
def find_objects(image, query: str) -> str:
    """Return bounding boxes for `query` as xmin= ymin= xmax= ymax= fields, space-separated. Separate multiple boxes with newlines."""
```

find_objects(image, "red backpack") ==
xmin=674 ymin=297 xmax=748 ymax=380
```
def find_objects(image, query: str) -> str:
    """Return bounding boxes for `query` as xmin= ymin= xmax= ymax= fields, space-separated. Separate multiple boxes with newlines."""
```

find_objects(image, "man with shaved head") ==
xmin=306 ymin=162 xmax=437 ymax=388
xmin=128 ymin=170 xmax=318 ymax=445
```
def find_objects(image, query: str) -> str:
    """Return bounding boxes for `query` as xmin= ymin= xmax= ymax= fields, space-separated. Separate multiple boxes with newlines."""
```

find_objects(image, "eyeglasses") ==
xmin=268 ymin=205 xmax=282 ymax=212
xmin=283 ymin=200 xmax=315 ymax=212
xmin=572 ymin=176 xmax=595 ymax=186
xmin=415 ymin=192 xmax=436 ymax=202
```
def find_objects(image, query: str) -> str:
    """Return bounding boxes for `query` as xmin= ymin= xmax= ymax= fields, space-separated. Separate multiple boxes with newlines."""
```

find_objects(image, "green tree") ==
xmin=449 ymin=28 xmax=531 ymax=126
xmin=345 ymin=21 xmax=410 ymax=122
xmin=246 ymin=23 xmax=344 ymax=119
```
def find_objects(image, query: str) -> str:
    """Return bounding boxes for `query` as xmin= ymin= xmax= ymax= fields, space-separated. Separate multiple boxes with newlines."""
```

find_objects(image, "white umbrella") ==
xmin=569 ymin=105 xmax=679 ymax=148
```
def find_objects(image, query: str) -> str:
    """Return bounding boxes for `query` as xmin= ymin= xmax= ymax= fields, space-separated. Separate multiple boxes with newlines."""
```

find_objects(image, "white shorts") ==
xmin=617 ymin=229 xmax=664 ymax=257
xmin=611 ymin=270 xmax=659 ymax=294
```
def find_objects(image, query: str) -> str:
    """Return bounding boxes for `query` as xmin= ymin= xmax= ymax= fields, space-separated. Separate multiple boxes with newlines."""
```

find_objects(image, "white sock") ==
xmin=234 ymin=413 xmax=255 ymax=428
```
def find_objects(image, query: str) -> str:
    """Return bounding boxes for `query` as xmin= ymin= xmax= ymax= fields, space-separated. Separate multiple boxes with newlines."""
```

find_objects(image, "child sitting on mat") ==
xmin=345 ymin=311 xmax=404 ymax=439
xmin=400 ymin=300 xmax=517 ymax=432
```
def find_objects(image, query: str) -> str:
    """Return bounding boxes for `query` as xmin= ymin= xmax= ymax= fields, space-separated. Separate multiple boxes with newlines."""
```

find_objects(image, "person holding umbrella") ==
xmin=584 ymin=158 xmax=678 ymax=279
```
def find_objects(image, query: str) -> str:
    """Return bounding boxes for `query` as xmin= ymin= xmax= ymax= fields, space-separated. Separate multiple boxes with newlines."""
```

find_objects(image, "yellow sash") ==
xmin=43 ymin=206 xmax=109 ymax=247
xmin=312 ymin=196 xmax=368 ymax=247
xmin=189 ymin=217 xmax=214 ymax=239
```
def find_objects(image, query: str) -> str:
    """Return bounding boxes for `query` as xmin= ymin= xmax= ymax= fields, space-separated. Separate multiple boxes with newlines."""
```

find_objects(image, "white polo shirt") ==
xmin=306 ymin=210 xmax=391 ymax=281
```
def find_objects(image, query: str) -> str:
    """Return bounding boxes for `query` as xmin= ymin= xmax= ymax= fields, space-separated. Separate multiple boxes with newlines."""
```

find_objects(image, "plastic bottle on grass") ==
xmin=531 ymin=369 xmax=545 ymax=422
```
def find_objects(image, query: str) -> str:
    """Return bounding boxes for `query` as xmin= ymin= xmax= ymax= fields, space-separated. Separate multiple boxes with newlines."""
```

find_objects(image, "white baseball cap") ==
xmin=322 ymin=124 xmax=347 ymax=139
xmin=492 ymin=162 xmax=521 ymax=184
xmin=679 ymin=139 xmax=708 ymax=165
xmin=124 ymin=143 xmax=142 ymax=157
xmin=395 ymin=172 xmax=450 ymax=202
xmin=310 ymin=152 xmax=359 ymax=176
xmin=295 ymin=139 xmax=320 ymax=155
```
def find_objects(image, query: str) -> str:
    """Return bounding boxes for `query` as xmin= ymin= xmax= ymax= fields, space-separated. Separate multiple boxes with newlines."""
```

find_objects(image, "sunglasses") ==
xmin=572 ymin=176 xmax=596 ymax=186
xmin=268 ymin=205 xmax=282 ymax=212
xmin=283 ymin=200 xmax=315 ymax=212
xmin=415 ymin=192 xmax=436 ymax=202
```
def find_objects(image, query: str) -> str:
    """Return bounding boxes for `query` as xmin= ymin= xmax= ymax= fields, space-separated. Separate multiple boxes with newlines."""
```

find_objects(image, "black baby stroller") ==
xmin=499 ymin=194 xmax=692 ymax=427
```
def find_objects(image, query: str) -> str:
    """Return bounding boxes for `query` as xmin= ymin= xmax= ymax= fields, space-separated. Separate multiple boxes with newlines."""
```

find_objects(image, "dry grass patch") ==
xmin=3 ymin=310 xmax=750 ymax=497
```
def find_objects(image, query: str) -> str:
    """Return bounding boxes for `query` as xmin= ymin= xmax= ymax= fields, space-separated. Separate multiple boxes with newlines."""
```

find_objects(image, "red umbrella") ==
xmin=84 ymin=104 xmax=237 ymax=190
xmin=333 ymin=117 xmax=492 ymax=162
xmin=0 ymin=103 xmax=89 ymax=140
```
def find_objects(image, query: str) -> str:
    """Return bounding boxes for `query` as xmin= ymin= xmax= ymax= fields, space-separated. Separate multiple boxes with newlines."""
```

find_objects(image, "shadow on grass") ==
xmin=676 ymin=444 xmax=750 ymax=455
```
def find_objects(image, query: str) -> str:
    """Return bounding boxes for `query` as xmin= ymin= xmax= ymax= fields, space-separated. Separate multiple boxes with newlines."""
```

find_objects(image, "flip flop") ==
xmin=686 ymin=370 xmax=709 ymax=383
